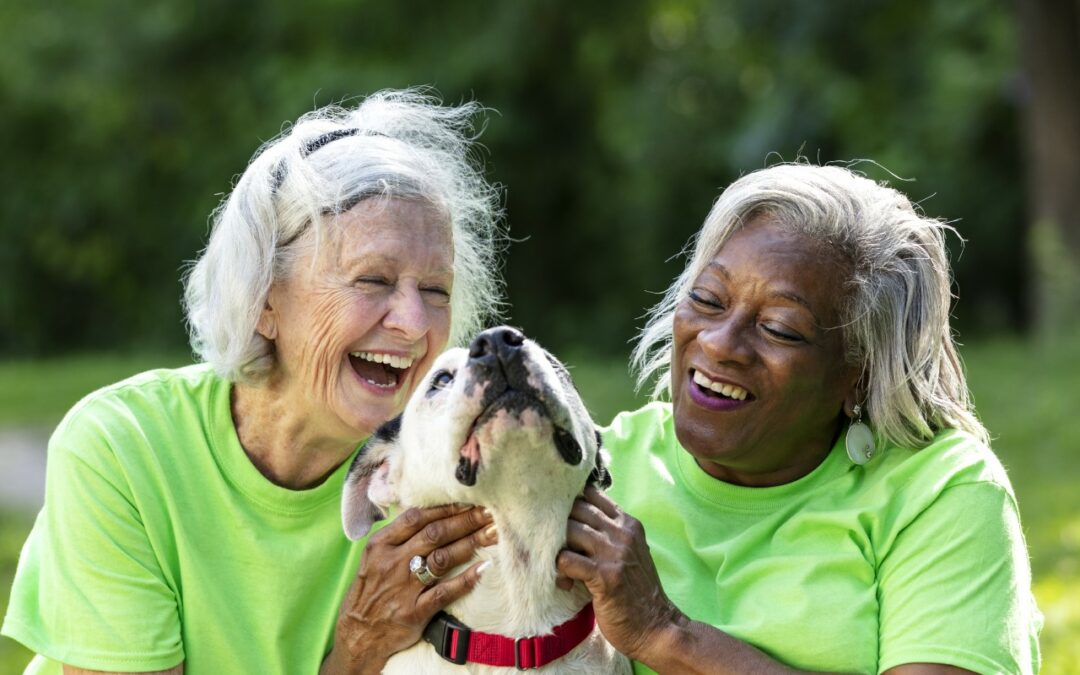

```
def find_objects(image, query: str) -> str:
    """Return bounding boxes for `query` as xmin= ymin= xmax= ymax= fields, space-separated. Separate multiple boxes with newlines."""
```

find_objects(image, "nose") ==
xmin=468 ymin=326 xmax=525 ymax=368
xmin=382 ymin=285 xmax=431 ymax=341
xmin=697 ymin=313 xmax=754 ymax=365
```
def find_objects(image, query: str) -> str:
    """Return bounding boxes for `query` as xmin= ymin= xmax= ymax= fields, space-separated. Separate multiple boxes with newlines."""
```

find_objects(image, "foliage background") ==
xmin=1 ymin=0 xmax=1077 ymax=672
xmin=0 ymin=0 xmax=1029 ymax=355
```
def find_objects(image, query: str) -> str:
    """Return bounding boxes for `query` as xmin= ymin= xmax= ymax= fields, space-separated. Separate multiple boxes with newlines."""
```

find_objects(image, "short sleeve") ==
xmin=1 ymin=401 xmax=184 ymax=671
xmin=877 ymin=482 xmax=1041 ymax=674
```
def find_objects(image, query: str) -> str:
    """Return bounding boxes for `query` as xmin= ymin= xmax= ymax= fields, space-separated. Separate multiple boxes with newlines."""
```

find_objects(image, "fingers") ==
xmin=416 ymin=560 xmax=491 ymax=616
xmin=565 ymin=519 xmax=602 ymax=556
xmin=378 ymin=503 xmax=475 ymax=545
xmin=569 ymin=496 xmax=611 ymax=531
xmin=407 ymin=506 xmax=494 ymax=556
xmin=556 ymin=549 xmax=597 ymax=583
xmin=425 ymin=522 xmax=498 ymax=577
xmin=583 ymin=484 xmax=620 ymax=518
xmin=380 ymin=504 xmax=491 ymax=548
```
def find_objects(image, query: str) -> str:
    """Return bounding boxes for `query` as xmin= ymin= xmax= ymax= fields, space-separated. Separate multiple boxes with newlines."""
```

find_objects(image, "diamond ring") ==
xmin=409 ymin=554 xmax=440 ymax=586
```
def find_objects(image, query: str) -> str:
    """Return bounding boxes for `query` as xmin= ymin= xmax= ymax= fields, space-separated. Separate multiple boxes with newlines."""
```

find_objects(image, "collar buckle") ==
xmin=514 ymin=635 xmax=537 ymax=670
xmin=422 ymin=611 xmax=471 ymax=665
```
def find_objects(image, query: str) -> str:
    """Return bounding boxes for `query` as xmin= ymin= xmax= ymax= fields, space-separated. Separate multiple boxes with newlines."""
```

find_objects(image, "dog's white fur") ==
xmin=342 ymin=329 xmax=630 ymax=674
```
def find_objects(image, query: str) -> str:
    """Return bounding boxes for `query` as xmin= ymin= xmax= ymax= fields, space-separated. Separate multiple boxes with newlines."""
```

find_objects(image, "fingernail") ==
xmin=481 ymin=507 xmax=493 ymax=520
xmin=483 ymin=525 xmax=497 ymax=541
xmin=477 ymin=560 xmax=491 ymax=575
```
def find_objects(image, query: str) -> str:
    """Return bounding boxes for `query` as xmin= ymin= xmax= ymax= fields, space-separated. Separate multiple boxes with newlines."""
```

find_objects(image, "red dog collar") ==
xmin=422 ymin=602 xmax=596 ymax=670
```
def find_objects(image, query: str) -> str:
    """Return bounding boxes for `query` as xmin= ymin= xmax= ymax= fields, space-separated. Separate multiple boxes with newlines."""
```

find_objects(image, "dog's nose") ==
xmin=469 ymin=326 xmax=525 ymax=365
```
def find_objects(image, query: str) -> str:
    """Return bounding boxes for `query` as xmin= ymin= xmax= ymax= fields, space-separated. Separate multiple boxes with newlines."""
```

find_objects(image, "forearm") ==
xmin=637 ymin=615 xmax=848 ymax=675
xmin=319 ymin=645 xmax=387 ymax=675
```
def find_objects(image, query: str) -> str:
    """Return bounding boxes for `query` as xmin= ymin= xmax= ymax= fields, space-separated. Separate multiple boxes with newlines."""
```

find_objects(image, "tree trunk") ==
xmin=1018 ymin=0 xmax=1080 ymax=336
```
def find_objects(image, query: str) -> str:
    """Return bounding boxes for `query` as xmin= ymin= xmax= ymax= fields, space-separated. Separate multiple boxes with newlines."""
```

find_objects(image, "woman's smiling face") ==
xmin=259 ymin=197 xmax=454 ymax=443
xmin=671 ymin=215 xmax=860 ymax=486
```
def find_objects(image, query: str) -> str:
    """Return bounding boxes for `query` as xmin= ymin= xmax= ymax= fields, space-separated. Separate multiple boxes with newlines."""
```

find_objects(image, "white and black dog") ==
xmin=342 ymin=326 xmax=630 ymax=674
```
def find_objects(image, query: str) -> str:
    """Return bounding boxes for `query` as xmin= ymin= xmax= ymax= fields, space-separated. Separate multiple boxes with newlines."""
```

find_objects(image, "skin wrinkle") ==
xmin=233 ymin=198 xmax=453 ymax=489
xmin=671 ymin=215 xmax=861 ymax=487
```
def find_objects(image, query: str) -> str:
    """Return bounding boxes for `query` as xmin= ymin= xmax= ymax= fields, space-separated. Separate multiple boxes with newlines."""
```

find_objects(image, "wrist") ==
xmin=632 ymin=604 xmax=692 ymax=667
xmin=320 ymin=643 xmax=387 ymax=675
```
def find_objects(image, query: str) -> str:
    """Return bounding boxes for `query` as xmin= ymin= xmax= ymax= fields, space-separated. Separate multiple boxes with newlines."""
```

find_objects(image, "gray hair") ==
xmin=183 ymin=89 xmax=505 ymax=383
xmin=631 ymin=162 xmax=988 ymax=449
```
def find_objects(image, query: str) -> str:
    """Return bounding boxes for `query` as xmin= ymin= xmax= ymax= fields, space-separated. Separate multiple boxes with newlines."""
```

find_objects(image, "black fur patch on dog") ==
xmin=553 ymin=427 xmax=583 ymax=465
xmin=587 ymin=429 xmax=612 ymax=489
xmin=456 ymin=455 xmax=479 ymax=486
xmin=373 ymin=414 xmax=403 ymax=443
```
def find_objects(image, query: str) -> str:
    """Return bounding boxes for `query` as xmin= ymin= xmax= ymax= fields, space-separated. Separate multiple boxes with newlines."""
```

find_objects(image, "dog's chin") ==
xmin=452 ymin=403 xmax=582 ymax=488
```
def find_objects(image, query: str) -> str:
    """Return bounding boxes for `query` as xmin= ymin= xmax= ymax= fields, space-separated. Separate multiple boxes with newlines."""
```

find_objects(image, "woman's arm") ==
xmin=557 ymin=487 xmax=976 ymax=675
xmin=320 ymin=503 xmax=496 ymax=675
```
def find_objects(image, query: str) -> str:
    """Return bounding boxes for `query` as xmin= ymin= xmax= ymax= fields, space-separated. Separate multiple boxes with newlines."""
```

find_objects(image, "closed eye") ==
xmin=688 ymin=289 xmax=724 ymax=310
xmin=356 ymin=276 xmax=391 ymax=287
xmin=762 ymin=324 xmax=805 ymax=342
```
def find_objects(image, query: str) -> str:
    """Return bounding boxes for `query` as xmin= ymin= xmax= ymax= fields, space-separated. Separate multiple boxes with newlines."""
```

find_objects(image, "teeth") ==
xmin=361 ymin=374 xmax=398 ymax=389
xmin=349 ymin=352 xmax=415 ymax=370
xmin=693 ymin=370 xmax=748 ymax=401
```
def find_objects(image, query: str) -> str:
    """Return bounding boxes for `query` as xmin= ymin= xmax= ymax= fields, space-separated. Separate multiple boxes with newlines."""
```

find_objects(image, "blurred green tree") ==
xmin=1018 ymin=0 xmax=1080 ymax=338
xmin=0 ymin=0 xmax=1034 ymax=357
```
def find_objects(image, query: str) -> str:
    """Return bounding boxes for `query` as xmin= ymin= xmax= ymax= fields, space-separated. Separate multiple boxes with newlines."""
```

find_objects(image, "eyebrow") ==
xmin=705 ymin=262 xmax=823 ymax=324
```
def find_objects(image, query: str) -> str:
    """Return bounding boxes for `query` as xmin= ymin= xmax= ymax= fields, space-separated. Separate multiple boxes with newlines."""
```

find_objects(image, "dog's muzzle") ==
xmin=454 ymin=327 xmax=583 ymax=486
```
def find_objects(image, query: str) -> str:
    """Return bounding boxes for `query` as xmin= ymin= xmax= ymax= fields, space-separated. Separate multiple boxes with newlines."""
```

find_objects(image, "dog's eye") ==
xmin=428 ymin=370 xmax=454 ymax=392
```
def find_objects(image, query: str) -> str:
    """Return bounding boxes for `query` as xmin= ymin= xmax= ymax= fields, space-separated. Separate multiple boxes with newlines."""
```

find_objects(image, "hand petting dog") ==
xmin=338 ymin=326 xmax=629 ymax=673
xmin=559 ymin=486 xmax=684 ymax=666
xmin=322 ymin=504 xmax=497 ymax=675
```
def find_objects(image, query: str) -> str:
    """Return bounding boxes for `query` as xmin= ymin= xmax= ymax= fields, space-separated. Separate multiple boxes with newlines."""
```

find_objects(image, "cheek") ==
xmin=291 ymin=292 xmax=374 ymax=378
xmin=428 ymin=305 xmax=452 ymax=350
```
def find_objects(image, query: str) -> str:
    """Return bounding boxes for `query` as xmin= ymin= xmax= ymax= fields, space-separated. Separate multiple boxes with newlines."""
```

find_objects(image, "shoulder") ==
xmin=599 ymin=402 xmax=678 ymax=500
xmin=50 ymin=364 xmax=225 ymax=466
xmin=859 ymin=429 xmax=1024 ymax=552
xmin=871 ymin=428 xmax=1017 ymax=504
xmin=601 ymin=401 xmax=673 ymax=449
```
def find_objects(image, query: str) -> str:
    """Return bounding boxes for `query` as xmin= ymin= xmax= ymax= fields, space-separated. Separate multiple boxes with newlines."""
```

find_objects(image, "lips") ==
xmin=348 ymin=351 xmax=416 ymax=390
xmin=456 ymin=431 xmax=481 ymax=486
xmin=687 ymin=368 xmax=754 ymax=411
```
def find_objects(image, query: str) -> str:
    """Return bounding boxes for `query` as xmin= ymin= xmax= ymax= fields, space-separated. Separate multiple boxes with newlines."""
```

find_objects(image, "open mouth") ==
xmin=690 ymin=369 xmax=755 ymax=404
xmin=349 ymin=351 xmax=414 ymax=390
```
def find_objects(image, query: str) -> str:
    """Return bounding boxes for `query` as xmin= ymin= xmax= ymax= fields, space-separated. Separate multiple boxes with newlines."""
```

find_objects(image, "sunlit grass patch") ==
xmin=0 ymin=352 xmax=192 ymax=427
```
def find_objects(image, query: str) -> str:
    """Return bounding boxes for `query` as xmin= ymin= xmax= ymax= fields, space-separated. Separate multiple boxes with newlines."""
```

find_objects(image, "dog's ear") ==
xmin=342 ymin=415 xmax=402 ymax=540
xmin=586 ymin=428 xmax=613 ymax=490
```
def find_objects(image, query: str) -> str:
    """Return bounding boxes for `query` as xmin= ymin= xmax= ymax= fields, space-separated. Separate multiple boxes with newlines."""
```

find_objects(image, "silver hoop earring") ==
xmin=845 ymin=404 xmax=875 ymax=465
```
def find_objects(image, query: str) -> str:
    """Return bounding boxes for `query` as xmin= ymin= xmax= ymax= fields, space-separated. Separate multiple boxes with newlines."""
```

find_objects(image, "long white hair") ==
xmin=631 ymin=162 xmax=988 ymax=448
xmin=183 ymin=89 xmax=505 ymax=383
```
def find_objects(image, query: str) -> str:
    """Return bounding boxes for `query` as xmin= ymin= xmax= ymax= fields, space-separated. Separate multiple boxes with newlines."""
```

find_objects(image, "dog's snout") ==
xmin=469 ymin=326 xmax=525 ymax=365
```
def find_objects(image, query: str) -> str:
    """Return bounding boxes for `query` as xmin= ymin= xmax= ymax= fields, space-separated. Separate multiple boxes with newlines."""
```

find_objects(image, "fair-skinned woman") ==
xmin=557 ymin=164 xmax=1042 ymax=674
xmin=2 ymin=90 xmax=506 ymax=675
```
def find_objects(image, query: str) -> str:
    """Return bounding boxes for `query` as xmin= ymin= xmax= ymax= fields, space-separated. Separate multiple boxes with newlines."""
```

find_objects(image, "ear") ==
xmin=256 ymin=288 xmax=279 ymax=341
xmin=586 ymin=429 xmax=613 ymax=490
xmin=342 ymin=415 xmax=402 ymax=540
xmin=841 ymin=365 xmax=867 ymax=419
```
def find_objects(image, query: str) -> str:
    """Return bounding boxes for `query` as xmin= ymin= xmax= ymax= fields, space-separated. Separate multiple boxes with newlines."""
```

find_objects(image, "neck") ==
xmin=231 ymin=381 xmax=361 ymax=490
xmin=447 ymin=483 xmax=591 ymax=636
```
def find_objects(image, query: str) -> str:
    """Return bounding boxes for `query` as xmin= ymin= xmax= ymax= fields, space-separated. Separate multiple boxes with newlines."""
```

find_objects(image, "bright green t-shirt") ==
xmin=2 ymin=365 xmax=365 ymax=674
xmin=603 ymin=402 xmax=1042 ymax=675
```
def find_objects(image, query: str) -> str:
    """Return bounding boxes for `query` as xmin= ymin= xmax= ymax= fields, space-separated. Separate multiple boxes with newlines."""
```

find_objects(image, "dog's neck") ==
xmin=446 ymin=482 xmax=591 ymax=637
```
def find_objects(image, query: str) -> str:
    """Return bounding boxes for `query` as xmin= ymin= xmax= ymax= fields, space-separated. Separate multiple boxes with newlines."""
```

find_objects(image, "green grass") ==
xmin=0 ymin=352 xmax=193 ymax=427
xmin=964 ymin=335 xmax=1080 ymax=674
xmin=0 ymin=338 xmax=1077 ymax=673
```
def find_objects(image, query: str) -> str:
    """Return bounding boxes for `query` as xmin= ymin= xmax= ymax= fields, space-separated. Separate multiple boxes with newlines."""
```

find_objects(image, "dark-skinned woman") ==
xmin=559 ymin=163 xmax=1042 ymax=674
